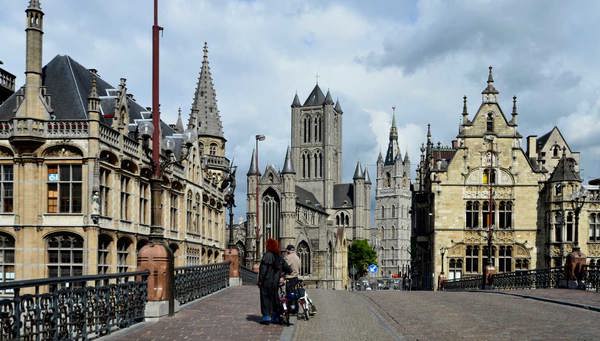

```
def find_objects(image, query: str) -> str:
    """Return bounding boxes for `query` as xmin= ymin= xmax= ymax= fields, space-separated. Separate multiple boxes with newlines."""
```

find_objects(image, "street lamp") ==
xmin=254 ymin=134 xmax=265 ymax=264
xmin=570 ymin=186 xmax=588 ymax=244
xmin=482 ymin=135 xmax=496 ymax=289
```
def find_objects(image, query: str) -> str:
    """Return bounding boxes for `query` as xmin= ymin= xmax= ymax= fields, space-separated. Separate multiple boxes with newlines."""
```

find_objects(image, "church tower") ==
xmin=191 ymin=42 xmax=228 ymax=182
xmin=375 ymin=110 xmax=412 ymax=276
xmin=290 ymin=84 xmax=342 ymax=208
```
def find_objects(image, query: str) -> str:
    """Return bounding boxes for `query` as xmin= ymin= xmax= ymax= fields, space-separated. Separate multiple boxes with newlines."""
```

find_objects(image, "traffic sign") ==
xmin=368 ymin=264 xmax=378 ymax=273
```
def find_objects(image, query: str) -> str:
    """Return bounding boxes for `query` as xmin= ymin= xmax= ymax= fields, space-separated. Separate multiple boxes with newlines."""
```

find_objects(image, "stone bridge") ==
xmin=105 ymin=286 xmax=600 ymax=341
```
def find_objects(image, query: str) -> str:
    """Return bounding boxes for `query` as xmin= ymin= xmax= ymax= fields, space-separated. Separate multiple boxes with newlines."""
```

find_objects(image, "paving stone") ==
xmin=104 ymin=286 xmax=286 ymax=341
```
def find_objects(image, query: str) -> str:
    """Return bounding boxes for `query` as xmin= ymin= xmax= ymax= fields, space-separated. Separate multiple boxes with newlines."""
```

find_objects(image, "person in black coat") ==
xmin=258 ymin=238 xmax=291 ymax=324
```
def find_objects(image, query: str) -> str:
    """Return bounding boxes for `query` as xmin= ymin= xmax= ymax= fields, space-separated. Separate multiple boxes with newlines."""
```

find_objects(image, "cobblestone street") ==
xmin=293 ymin=289 xmax=600 ymax=341
xmin=105 ymin=286 xmax=600 ymax=341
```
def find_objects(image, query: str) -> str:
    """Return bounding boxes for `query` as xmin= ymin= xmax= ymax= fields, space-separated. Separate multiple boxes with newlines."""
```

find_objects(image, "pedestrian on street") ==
xmin=284 ymin=244 xmax=301 ymax=293
xmin=258 ymin=238 xmax=291 ymax=325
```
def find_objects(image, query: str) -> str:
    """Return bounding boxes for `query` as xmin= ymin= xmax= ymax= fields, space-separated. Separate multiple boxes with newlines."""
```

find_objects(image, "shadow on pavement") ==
xmin=246 ymin=314 xmax=263 ymax=323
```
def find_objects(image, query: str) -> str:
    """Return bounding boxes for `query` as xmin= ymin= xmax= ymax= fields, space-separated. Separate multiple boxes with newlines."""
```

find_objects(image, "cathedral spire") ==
xmin=384 ymin=107 xmax=400 ymax=165
xmin=282 ymin=146 xmax=295 ymax=174
xmin=364 ymin=168 xmax=372 ymax=184
xmin=191 ymin=42 xmax=224 ymax=139
xmin=175 ymin=107 xmax=184 ymax=133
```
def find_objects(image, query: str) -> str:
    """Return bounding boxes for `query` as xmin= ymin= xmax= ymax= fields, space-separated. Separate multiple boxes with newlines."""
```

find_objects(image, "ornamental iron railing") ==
xmin=174 ymin=262 xmax=230 ymax=305
xmin=445 ymin=266 xmax=600 ymax=292
xmin=240 ymin=266 xmax=258 ymax=285
xmin=0 ymin=271 xmax=148 ymax=340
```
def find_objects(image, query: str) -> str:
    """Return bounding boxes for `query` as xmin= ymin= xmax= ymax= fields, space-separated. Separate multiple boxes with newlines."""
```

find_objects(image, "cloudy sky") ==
xmin=2 ymin=0 xmax=599 ymax=219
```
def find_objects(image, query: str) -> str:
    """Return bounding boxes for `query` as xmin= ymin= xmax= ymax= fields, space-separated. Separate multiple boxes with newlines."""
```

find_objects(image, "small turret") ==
xmin=175 ymin=107 xmax=184 ymax=133
xmin=510 ymin=96 xmax=518 ymax=125
xmin=461 ymin=96 xmax=469 ymax=125
xmin=324 ymin=90 xmax=334 ymax=105
xmin=87 ymin=69 xmax=100 ymax=120
xmin=353 ymin=161 xmax=364 ymax=180
xmin=247 ymin=148 xmax=260 ymax=176
xmin=334 ymin=99 xmax=343 ymax=113
xmin=364 ymin=168 xmax=372 ymax=185
xmin=282 ymin=146 xmax=295 ymax=174
xmin=482 ymin=66 xmax=499 ymax=104
xmin=291 ymin=93 xmax=301 ymax=108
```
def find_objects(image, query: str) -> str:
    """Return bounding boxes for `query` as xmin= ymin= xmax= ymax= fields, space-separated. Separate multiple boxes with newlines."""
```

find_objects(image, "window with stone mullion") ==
xmin=99 ymin=168 xmax=110 ymax=216
xmin=590 ymin=213 xmax=599 ymax=242
xmin=498 ymin=246 xmax=512 ymax=272
xmin=0 ymin=165 xmax=13 ymax=213
xmin=47 ymin=165 xmax=82 ymax=213
xmin=465 ymin=245 xmax=479 ymax=273
xmin=0 ymin=233 xmax=15 ymax=294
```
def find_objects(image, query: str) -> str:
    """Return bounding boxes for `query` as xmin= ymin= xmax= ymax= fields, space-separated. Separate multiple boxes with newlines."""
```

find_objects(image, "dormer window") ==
xmin=486 ymin=112 xmax=494 ymax=132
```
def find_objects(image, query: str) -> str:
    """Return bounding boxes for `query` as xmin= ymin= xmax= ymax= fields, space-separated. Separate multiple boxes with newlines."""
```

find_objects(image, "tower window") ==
xmin=486 ymin=112 xmax=494 ymax=132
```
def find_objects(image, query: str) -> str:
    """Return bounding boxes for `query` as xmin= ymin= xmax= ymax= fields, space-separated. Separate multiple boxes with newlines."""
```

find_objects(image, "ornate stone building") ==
xmin=0 ymin=1 xmax=228 ymax=283
xmin=413 ymin=67 xmax=600 ymax=290
xmin=245 ymin=84 xmax=371 ymax=289
xmin=374 ymin=113 xmax=412 ymax=276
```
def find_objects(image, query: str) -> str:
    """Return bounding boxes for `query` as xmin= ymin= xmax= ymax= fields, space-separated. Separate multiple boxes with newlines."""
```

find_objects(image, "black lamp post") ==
xmin=571 ymin=186 xmax=588 ymax=244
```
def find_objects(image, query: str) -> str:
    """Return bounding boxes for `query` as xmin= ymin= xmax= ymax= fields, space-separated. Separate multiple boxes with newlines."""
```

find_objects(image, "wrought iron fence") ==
xmin=174 ymin=262 xmax=230 ymax=305
xmin=443 ymin=275 xmax=483 ymax=291
xmin=585 ymin=264 xmax=600 ymax=292
xmin=0 ymin=271 xmax=148 ymax=340
xmin=240 ymin=266 xmax=258 ymax=285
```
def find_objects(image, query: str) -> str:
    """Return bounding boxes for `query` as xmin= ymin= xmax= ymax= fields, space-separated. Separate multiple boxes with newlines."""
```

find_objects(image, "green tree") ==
xmin=348 ymin=240 xmax=377 ymax=277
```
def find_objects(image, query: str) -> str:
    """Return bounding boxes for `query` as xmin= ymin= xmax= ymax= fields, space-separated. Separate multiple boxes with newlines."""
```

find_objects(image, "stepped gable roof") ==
xmin=0 ymin=54 xmax=175 ymax=136
xmin=303 ymin=84 xmax=326 ymax=106
xmin=333 ymin=183 xmax=354 ymax=208
xmin=295 ymin=185 xmax=326 ymax=213
xmin=549 ymin=155 xmax=581 ymax=183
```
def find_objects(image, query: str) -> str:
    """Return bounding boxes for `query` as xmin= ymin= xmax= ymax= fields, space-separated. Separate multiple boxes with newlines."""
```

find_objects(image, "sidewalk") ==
xmin=104 ymin=286 xmax=288 ymax=341
xmin=487 ymin=289 xmax=600 ymax=312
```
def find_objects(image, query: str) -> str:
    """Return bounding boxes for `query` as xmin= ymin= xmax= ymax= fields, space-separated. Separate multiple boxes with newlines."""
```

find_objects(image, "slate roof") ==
xmin=549 ymin=156 xmax=581 ymax=183
xmin=303 ymin=84 xmax=326 ymax=106
xmin=333 ymin=183 xmax=354 ymax=208
xmin=295 ymin=185 xmax=326 ymax=213
xmin=0 ymin=54 xmax=175 ymax=137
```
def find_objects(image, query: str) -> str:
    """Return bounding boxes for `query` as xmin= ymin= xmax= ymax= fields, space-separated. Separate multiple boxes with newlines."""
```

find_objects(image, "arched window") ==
xmin=392 ymin=205 xmax=396 ymax=218
xmin=345 ymin=214 xmax=349 ymax=226
xmin=209 ymin=143 xmax=218 ymax=156
xmin=318 ymin=152 xmax=323 ymax=178
xmin=98 ymin=234 xmax=112 ymax=274
xmin=590 ymin=213 xmax=599 ymax=242
xmin=314 ymin=116 xmax=320 ymax=142
xmin=195 ymin=194 xmax=201 ymax=235
xmin=117 ymin=238 xmax=132 ymax=273
xmin=336 ymin=215 xmax=340 ymax=226
xmin=328 ymin=242 xmax=334 ymax=277
xmin=186 ymin=191 xmax=193 ymax=232
xmin=314 ymin=152 xmax=319 ymax=178
xmin=262 ymin=188 xmax=281 ymax=241
xmin=47 ymin=233 xmax=83 ymax=289
xmin=303 ymin=115 xmax=312 ymax=143
xmin=302 ymin=151 xmax=311 ymax=179
xmin=483 ymin=169 xmax=496 ymax=184
xmin=381 ymin=206 xmax=385 ymax=219
xmin=486 ymin=112 xmax=494 ymax=132
xmin=385 ymin=172 xmax=391 ymax=187
xmin=298 ymin=242 xmax=311 ymax=275
xmin=499 ymin=201 xmax=512 ymax=229
xmin=0 ymin=233 xmax=15 ymax=290
xmin=552 ymin=145 xmax=560 ymax=158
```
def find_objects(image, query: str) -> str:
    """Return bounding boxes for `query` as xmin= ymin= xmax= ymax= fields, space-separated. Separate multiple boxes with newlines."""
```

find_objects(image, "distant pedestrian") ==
xmin=257 ymin=238 xmax=291 ymax=325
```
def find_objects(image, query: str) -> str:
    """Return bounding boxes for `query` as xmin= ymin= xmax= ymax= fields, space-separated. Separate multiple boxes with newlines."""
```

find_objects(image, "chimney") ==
xmin=527 ymin=136 xmax=537 ymax=159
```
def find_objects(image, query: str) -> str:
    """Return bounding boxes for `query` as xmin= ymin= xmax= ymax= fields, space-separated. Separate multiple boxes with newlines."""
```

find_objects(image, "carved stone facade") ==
xmin=0 ymin=2 xmax=228 ymax=282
